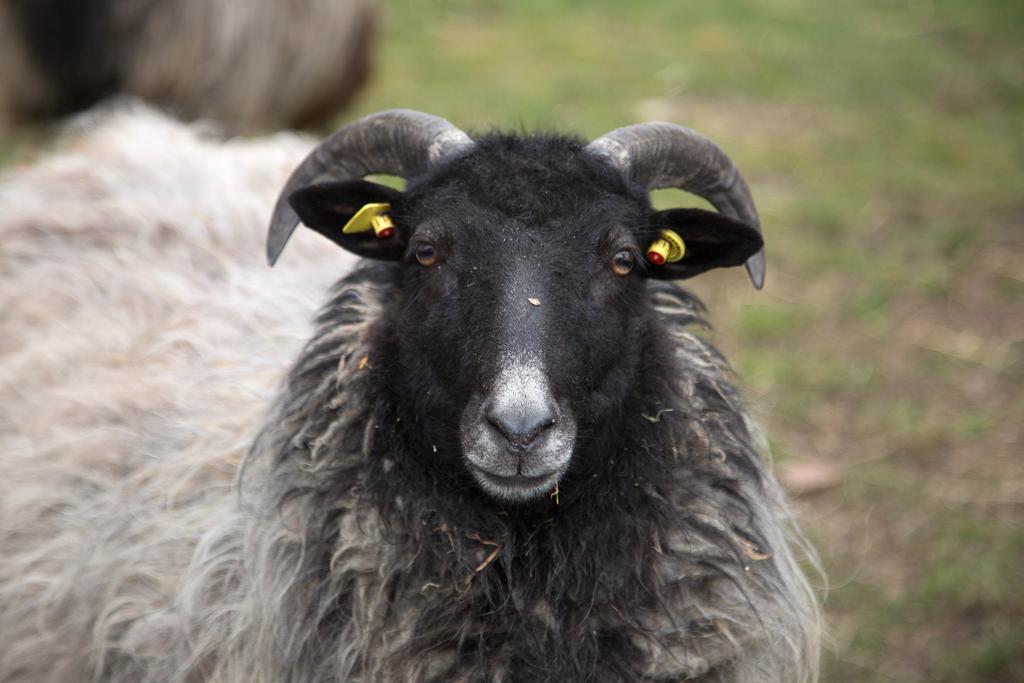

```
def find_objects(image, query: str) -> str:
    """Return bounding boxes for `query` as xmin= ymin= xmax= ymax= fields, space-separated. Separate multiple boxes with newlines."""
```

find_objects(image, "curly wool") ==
xmin=177 ymin=272 xmax=821 ymax=682
xmin=0 ymin=105 xmax=354 ymax=682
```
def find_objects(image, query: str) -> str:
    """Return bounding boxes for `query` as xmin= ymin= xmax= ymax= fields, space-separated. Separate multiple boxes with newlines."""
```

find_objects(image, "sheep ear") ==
xmin=288 ymin=180 xmax=405 ymax=261
xmin=643 ymin=208 xmax=764 ymax=281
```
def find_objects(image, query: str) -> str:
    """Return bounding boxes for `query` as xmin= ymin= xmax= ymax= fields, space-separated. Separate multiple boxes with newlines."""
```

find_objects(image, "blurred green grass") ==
xmin=4 ymin=1 xmax=1022 ymax=680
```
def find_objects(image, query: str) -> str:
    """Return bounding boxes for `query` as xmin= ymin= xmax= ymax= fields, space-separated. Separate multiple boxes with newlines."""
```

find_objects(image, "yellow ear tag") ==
xmin=646 ymin=229 xmax=686 ymax=265
xmin=341 ymin=202 xmax=395 ymax=239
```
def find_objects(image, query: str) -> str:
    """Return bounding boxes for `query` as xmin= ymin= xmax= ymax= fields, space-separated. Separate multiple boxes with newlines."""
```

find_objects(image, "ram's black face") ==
xmin=392 ymin=141 xmax=650 ymax=501
xmin=288 ymin=134 xmax=763 ymax=502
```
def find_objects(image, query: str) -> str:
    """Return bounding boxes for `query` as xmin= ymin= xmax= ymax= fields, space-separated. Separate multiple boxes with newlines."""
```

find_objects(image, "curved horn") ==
xmin=586 ymin=123 xmax=766 ymax=289
xmin=267 ymin=109 xmax=472 ymax=265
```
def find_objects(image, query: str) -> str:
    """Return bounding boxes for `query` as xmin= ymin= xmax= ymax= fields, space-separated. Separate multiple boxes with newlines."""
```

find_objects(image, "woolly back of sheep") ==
xmin=0 ymin=105 xmax=354 ymax=681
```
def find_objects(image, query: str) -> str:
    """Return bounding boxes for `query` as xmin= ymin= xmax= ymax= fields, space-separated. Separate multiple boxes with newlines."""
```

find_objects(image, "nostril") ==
xmin=522 ymin=415 xmax=556 ymax=443
xmin=485 ymin=407 xmax=508 ymax=438
xmin=485 ymin=403 xmax=556 ymax=449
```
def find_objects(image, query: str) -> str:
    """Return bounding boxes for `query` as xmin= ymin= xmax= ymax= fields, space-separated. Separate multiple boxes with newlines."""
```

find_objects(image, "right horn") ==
xmin=267 ymin=109 xmax=472 ymax=265
xmin=586 ymin=123 xmax=766 ymax=289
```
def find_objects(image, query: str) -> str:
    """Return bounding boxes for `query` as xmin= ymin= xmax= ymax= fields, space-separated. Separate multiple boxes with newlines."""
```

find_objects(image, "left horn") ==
xmin=586 ymin=123 xmax=766 ymax=289
xmin=267 ymin=109 xmax=472 ymax=265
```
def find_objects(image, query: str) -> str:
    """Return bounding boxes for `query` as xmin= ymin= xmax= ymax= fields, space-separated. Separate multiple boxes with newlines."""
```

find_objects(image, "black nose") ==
xmin=485 ymin=402 xmax=556 ymax=451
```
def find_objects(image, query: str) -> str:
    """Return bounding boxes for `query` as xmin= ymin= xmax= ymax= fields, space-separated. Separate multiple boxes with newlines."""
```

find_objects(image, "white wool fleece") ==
xmin=0 ymin=104 xmax=354 ymax=682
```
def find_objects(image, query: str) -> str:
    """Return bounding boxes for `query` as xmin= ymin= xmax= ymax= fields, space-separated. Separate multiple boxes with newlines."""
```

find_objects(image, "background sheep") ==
xmin=0 ymin=107 xmax=820 ymax=681
xmin=0 ymin=0 xmax=375 ymax=133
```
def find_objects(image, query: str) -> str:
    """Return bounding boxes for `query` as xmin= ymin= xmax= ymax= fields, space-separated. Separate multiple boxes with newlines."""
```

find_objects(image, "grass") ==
xmin=3 ymin=1 xmax=1022 ymax=679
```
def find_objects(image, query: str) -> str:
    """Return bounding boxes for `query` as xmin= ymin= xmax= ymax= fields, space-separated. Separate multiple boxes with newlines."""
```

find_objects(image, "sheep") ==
xmin=0 ymin=107 xmax=821 ymax=682
xmin=0 ymin=0 xmax=375 ymax=133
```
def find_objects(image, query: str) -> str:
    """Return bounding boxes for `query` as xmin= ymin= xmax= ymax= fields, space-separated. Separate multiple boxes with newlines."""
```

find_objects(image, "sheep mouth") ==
xmin=467 ymin=463 xmax=563 ymax=502
xmin=460 ymin=407 xmax=576 ymax=502
xmin=459 ymin=380 xmax=577 ymax=502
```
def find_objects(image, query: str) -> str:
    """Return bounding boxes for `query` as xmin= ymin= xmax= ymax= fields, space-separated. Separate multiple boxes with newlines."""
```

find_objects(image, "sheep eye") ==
xmin=415 ymin=244 xmax=438 ymax=266
xmin=611 ymin=250 xmax=635 ymax=276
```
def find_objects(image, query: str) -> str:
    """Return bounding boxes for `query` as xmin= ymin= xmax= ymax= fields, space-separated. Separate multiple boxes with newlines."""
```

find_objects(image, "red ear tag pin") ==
xmin=647 ymin=229 xmax=686 ymax=265
xmin=370 ymin=214 xmax=395 ymax=239
xmin=341 ymin=202 xmax=395 ymax=238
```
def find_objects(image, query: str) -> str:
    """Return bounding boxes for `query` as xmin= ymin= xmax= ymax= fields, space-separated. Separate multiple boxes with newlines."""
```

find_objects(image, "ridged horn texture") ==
xmin=267 ymin=109 xmax=472 ymax=265
xmin=587 ymin=123 xmax=766 ymax=289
